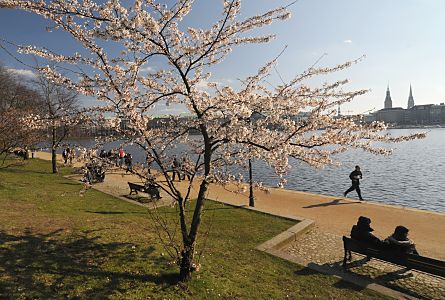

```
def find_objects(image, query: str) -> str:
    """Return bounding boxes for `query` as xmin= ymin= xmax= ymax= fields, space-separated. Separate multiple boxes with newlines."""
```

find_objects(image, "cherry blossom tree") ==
xmin=0 ymin=0 xmax=425 ymax=281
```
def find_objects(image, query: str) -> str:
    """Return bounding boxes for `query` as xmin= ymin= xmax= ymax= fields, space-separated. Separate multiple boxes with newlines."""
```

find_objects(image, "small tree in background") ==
xmin=0 ymin=0 xmax=425 ymax=281
xmin=0 ymin=64 xmax=42 ymax=165
xmin=32 ymin=72 xmax=80 ymax=173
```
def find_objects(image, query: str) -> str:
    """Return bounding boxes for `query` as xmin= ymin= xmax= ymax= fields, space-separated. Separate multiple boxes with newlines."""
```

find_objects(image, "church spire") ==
xmin=407 ymin=84 xmax=415 ymax=109
xmin=384 ymin=84 xmax=392 ymax=109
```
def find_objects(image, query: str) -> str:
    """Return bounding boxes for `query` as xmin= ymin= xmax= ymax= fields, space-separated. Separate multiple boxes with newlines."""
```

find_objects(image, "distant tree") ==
xmin=31 ymin=71 xmax=80 ymax=173
xmin=0 ymin=64 xmax=41 ymax=165
xmin=0 ymin=0 xmax=425 ymax=281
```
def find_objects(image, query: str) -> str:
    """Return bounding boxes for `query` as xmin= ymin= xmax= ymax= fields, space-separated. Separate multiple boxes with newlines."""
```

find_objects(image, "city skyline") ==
xmin=1 ymin=0 xmax=444 ymax=115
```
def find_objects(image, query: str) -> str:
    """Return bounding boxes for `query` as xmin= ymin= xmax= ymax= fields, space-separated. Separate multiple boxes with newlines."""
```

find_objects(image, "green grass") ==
xmin=0 ymin=158 xmax=391 ymax=299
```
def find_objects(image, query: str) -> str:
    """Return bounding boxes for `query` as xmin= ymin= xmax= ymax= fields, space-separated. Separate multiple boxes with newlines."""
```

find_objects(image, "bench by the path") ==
xmin=128 ymin=182 xmax=161 ymax=200
xmin=342 ymin=236 xmax=445 ymax=278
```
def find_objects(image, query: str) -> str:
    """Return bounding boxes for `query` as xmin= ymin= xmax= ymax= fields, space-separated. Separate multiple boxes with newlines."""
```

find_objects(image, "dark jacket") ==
xmin=349 ymin=170 xmax=362 ymax=184
xmin=350 ymin=224 xmax=382 ymax=247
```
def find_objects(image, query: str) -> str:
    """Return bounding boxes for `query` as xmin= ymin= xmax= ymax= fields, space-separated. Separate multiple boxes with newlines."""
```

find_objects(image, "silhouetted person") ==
xmin=144 ymin=180 xmax=161 ymax=199
xmin=181 ymin=156 xmax=191 ymax=180
xmin=350 ymin=216 xmax=382 ymax=248
xmin=385 ymin=225 xmax=419 ymax=255
xmin=171 ymin=156 xmax=181 ymax=181
xmin=119 ymin=148 xmax=125 ymax=167
xmin=344 ymin=165 xmax=363 ymax=200
xmin=145 ymin=154 xmax=152 ymax=174
xmin=62 ymin=148 xmax=68 ymax=164
xmin=125 ymin=153 xmax=133 ymax=173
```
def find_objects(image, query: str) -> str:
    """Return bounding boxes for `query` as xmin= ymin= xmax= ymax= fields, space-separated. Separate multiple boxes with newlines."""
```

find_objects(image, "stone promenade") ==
xmin=284 ymin=225 xmax=445 ymax=299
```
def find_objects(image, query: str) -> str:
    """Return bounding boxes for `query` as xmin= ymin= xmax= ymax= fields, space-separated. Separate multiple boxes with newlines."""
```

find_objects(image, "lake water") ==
xmin=59 ymin=128 xmax=445 ymax=213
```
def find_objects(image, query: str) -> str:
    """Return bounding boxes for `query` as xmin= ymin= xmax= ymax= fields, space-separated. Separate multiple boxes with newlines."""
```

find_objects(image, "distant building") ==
xmin=407 ymin=84 xmax=415 ymax=109
xmin=384 ymin=85 xmax=393 ymax=109
xmin=372 ymin=85 xmax=445 ymax=126
xmin=374 ymin=107 xmax=405 ymax=124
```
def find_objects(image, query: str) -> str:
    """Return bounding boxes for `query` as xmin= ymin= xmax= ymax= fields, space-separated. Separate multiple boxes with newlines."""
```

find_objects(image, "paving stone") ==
xmin=282 ymin=226 xmax=445 ymax=300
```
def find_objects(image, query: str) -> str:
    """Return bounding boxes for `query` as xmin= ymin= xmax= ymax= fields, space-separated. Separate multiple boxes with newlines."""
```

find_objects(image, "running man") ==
xmin=344 ymin=165 xmax=364 ymax=200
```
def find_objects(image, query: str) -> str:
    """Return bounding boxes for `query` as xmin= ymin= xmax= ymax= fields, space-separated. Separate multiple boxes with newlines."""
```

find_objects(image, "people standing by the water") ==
xmin=145 ymin=154 xmax=152 ymax=174
xmin=125 ymin=153 xmax=133 ymax=173
xmin=68 ymin=148 xmax=74 ymax=164
xmin=181 ymin=156 xmax=191 ymax=180
xmin=62 ymin=148 xmax=68 ymax=164
xmin=119 ymin=148 xmax=125 ymax=167
xmin=344 ymin=165 xmax=363 ymax=200
xmin=62 ymin=147 xmax=73 ymax=164
xmin=171 ymin=156 xmax=182 ymax=181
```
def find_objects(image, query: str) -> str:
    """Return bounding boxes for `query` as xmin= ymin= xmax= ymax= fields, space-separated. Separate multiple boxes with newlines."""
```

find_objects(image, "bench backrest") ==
xmin=343 ymin=236 xmax=445 ymax=277
xmin=128 ymin=182 xmax=144 ymax=190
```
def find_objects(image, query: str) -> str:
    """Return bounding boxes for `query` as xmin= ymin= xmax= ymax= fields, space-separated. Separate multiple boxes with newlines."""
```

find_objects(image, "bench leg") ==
xmin=343 ymin=250 xmax=352 ymax=269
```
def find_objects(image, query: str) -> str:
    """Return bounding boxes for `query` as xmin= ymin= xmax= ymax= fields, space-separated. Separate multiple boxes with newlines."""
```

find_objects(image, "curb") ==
xmin=256 ymin=219 xmax=315 ymax=252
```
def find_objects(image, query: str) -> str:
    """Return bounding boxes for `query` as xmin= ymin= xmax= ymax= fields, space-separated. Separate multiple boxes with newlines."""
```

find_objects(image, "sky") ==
xmin=0 ymin=0 xmax=444 ymax=115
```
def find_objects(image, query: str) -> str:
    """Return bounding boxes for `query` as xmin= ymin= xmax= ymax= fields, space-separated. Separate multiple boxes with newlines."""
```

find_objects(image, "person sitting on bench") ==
xmin=350 ymin=216 xmax=383 ymax=247
xmin=385 ymin=225 xmax=419 ymax=255
xmin=144 ymin=180 xmax=161 ymax=199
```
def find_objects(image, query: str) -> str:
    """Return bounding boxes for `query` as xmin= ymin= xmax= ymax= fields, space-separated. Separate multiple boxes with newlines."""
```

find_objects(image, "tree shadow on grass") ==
xmin=85 ymin=210 xmax=147 ymax=215
xmin=0 ymin=166 xmax=53 ymax=175
xmin=0 ymin=229 xmax=179 ymax=298
xmin=59 ymin=182 xmax=81 ymax=186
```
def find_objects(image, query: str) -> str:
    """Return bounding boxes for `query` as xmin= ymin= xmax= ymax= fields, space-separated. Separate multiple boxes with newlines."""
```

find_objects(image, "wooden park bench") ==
xmin=342 ymin=236 xmax=445 ymax=277
xmin=128 ymin=182 xmax=161 ymax=200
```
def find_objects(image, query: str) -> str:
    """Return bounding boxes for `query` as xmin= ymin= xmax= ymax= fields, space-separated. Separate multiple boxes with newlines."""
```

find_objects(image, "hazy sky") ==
xmin=1 ymin=0 xmax=444 ymax=115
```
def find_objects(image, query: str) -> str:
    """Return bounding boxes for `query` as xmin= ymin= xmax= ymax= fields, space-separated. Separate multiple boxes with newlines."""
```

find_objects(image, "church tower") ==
xmin=384 ymin=85 xmax=393 ymax=109
xmin=407 ymin=84 xmax=415 ymax=109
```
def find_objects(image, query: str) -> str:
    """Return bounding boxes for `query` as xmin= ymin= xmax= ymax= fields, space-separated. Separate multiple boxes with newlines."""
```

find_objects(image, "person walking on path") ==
xmin=344 ymin=165 xmax=363 ymax=200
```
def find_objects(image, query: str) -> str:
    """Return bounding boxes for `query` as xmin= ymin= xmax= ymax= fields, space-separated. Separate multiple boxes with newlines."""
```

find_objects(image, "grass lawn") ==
xmin=0 ymin=158 xmax=391 ymax=299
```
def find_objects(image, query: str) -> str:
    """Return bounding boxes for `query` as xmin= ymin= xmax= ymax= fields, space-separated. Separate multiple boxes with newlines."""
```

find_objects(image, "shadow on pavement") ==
xmin=303 ymin=199 xmax=360 ymax=209
xmin=294 ymin=265 xmax=366 ymax=292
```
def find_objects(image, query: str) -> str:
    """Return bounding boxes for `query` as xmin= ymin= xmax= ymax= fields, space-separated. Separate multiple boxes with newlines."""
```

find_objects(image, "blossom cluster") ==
xmin=0 ymin=0 xmax=426 ymax=184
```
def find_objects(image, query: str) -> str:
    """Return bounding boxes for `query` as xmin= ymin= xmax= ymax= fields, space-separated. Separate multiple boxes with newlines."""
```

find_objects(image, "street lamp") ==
xmin=248 ymin=159 xmax=254 ymax=207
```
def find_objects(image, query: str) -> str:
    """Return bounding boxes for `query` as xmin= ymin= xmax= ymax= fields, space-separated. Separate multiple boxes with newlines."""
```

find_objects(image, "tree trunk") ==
xmin=178 ymin=179 xmax=209 ymax=281
xmin=179 ymin=242 xmax=195 ymax=282
xmin=51 ymin=126 xmax=57 ymax=173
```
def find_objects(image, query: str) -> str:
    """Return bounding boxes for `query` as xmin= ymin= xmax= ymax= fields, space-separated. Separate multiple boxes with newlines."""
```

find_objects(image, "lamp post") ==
xmin=248 ymin=158 xmax=254 ymax=207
